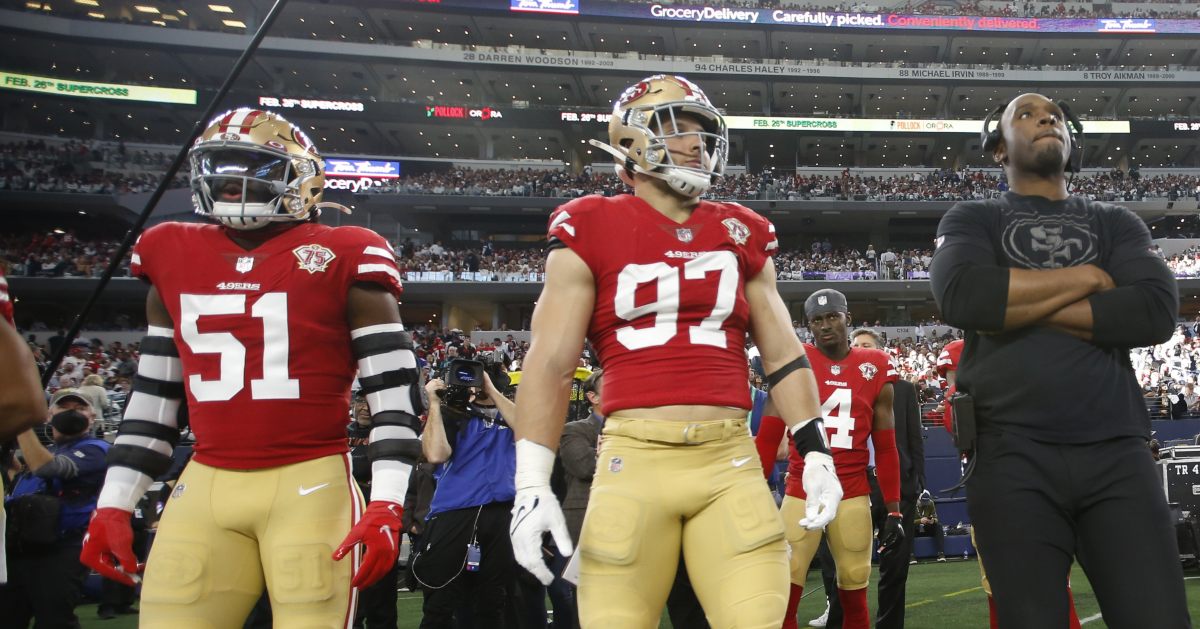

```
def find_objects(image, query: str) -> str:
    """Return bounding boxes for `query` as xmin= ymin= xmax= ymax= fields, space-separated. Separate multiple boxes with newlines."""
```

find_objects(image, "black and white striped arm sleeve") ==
xmin=352 ymin=322 xmax=423 ymax=504
xmin=97 ymin=325 xmax=183 ymax=511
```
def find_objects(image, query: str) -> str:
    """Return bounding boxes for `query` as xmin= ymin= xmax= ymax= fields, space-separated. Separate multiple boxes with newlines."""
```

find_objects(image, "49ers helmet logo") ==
xmin=617 ymin=75 xmax=697 ymax=108
xmin=293 ymin=244 xmax=337 ymax=274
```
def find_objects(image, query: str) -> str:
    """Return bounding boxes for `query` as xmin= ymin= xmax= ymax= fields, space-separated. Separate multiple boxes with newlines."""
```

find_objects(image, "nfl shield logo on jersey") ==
xmin=722 ymin=218 xmax=750 ymax=246
xmin=235 ymin=256 xmax=254 ymax=274
xmin=830 ymin=364 xmax=842 ymax=376
xmin=676 ymin=228 xmax=694 ymax=243
xmin=293 ymin=244 xmax=337 ymax=274
xmin=859 ymin=362 xmax=878 ymax=381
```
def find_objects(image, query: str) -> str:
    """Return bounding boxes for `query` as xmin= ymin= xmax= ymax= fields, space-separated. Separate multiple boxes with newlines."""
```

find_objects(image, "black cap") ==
xmin=804 ymin=289 xmax=849 ymax=319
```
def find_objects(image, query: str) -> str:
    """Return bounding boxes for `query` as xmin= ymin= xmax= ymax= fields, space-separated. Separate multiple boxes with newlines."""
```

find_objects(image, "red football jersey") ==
xmin=547 ymin=194 xmax=777 ymax=415
xmin=936 ymin=339 xmax=964 ymax=377
xmin=786 ymin=345 xmax=897 ymax=500
xmin=0 ymin=269 xmax=12 ymax=326
xmin=132 ymin=222 xmax=403 ymax=470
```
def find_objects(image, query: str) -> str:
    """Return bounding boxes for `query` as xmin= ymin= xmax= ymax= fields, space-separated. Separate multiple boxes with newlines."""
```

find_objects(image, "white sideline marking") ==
xmin=1080 ymin=613 xmax=1104 ymax=625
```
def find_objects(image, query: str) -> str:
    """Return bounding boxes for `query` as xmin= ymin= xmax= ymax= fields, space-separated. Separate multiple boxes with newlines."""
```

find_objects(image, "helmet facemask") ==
xmin=189 ymin=108 xmax=346 ymax=231
xmin=190 ymin=144 xmax=319 ymax=230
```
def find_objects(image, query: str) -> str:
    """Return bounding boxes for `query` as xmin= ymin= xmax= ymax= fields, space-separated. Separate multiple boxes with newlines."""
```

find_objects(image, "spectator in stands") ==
xmin=879 ymin=248 xmax=897 ymax=279
xmin=77 ymin=373 xmax=111 ymax=419
xmin=909 ymin=490 xmax=947 ymax=564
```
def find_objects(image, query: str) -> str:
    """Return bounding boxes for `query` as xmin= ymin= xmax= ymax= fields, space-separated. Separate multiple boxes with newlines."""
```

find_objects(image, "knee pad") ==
xmin=268 ymin=543 xmax=337 ymax=603
xmin=142 ymin=541 xmax=209 ymax=605
xmin=579 ymin=489 xmax=647 ymax=566
xmin=717 ymin=481 xmax=786 ymax=554
xmin=830 ymin=500 xmax=872 ymax=590
xmin=720 ymin=589 xmax=788 ymax=629
xmin=836 ymin=560 xmax=872 ymax=591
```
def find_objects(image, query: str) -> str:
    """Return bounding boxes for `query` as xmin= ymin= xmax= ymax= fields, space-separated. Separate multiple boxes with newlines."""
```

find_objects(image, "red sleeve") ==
xmin=730 ymin=204 xmax=777 ymax=279
xmin=130 ymin=223 xmax=167 ymax=282
xmin=872 ymin=428 xmax=901 ymax=505
xmin=879 ymin=350 xmax=898 ymax=385
xmin=547 ymin=197 xmax=599 ymax=270
xmin=0 ymin=271 xmax=12 ymax=326
xmin=754 ymin=414 xmax=787 ymax=479
xmin=346 ymin=229 xmax=403 ymax=300
xmin=936 ymin=340 xmax=962 ymax=377
xmin=941 ymin=384 xmax=957 ymax=435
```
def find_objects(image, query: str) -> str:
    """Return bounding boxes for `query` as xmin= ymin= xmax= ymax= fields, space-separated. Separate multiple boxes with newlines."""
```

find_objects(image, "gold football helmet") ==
xmin=189 ymin=108 xmax=341 ymax=230
xmin=589 ymin=75 xmax=728 ymax=197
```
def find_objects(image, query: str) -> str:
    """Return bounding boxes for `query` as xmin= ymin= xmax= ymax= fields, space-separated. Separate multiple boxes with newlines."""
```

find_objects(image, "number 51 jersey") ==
xmin=132 ymin=221 xmax=403 ymax=470
xmin=547 ymin=194 xmax=778 ymax=415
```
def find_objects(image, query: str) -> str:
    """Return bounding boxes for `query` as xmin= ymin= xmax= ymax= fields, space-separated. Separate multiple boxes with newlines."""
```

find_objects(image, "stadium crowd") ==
xmin=363 ymin=168 xmax=1200 ymax=204
xmin=5 ymin=136 xmax=1200 ymax=202
xmin=0 ymin=138 xmax=183 ymax=195
xmin=11 ymin=230 xmax=1200 ymax=281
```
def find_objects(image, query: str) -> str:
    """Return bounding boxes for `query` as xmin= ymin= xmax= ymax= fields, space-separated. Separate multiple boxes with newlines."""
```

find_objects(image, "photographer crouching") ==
xmin=413 ymin=358 xmax=523 ymax=629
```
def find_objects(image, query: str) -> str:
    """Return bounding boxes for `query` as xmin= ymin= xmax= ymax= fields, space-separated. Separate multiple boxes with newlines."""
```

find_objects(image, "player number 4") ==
xmin=821 ymin=387 xmax=855 ymax=449
xmin=180 ymin=292 xmax=300 ymax=401
xmin=614 ymin=251 xmax=738 ymax=350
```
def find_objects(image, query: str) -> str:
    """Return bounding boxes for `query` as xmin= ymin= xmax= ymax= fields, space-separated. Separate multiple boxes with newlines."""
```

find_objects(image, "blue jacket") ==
xmin=7 ymin=436 xmax=109 ymax=538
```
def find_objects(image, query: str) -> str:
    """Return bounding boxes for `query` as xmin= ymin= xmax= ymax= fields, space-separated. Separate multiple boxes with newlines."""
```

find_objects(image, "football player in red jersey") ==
xmin=755 ymin=289 xmax=903 ymax=629
xmin=935 ymin=338 xmax=1081 ymax=629
xmin=79 ymin=109 xmax=423 ymax=628
xmin=507 ymin=74 xmax=841 ymax=628
xmin=0 ymin=269 xmax=45 ymax=442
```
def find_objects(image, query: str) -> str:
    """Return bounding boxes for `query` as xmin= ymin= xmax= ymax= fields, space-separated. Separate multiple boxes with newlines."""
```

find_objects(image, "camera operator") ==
xmin=413 ymin=360 xmax=524 ymax=629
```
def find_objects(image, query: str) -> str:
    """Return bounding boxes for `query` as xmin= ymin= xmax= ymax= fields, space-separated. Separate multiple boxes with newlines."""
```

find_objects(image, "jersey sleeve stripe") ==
xmin=148 ymin=325 xmax=173 ymax=337
xmin=357 ymin=263 xmax=402 ymax=284
xmin=350 ymin=323 xmax=405 ymax=339
xmin=362 ymin=246 xmax=395 ymax=260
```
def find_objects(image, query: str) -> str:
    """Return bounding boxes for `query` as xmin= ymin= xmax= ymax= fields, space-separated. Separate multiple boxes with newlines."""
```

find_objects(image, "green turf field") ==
xmin=72 ymin=558 xmax=1200 ymax=628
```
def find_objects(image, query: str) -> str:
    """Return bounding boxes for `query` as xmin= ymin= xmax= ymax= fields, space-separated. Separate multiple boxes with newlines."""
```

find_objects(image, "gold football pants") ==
xmin=780 ymin=495 xmax=873 ymax=590
xmin=139 ymin=454 xmax=362 ymax=629
xmin=577 ymin=417 xmax=789 ymax=629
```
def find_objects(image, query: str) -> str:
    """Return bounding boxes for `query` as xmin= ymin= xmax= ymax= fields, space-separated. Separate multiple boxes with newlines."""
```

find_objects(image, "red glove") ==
xmin=333 ymin=501 xmax=403 ymax=589
xmin=80 ymin=507 xmax=141 ymax=587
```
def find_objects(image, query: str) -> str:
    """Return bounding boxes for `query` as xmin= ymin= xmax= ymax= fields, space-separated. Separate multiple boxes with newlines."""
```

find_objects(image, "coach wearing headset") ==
xmin=930 ymin=93 xmax=1190 ymax=629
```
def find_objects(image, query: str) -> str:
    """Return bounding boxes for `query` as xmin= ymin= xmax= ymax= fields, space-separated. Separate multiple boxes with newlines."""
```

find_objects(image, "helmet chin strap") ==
xmin=587 ymin=139 xmax=711 ymax=198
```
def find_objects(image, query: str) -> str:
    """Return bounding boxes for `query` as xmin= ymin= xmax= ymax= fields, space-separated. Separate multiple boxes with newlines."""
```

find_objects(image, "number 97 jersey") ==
xmin=547 ymin=194 xmax=778 ymax=416
xmin=131 ymin=221 xmax=404 ymax=470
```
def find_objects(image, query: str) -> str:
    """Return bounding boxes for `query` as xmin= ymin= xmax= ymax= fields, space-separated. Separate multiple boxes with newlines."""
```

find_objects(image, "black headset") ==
xmin=980 ymin=100 xmax=1085 ymax=173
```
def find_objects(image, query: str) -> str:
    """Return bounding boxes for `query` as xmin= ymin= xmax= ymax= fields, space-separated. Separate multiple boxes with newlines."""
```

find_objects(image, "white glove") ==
xmin=509 ymin=485 xmax=574 ymax=586
xmin=510 ymin=440 xmax=574 ymax=586
xmin=798 ymin=451 xmax=842 ymax=530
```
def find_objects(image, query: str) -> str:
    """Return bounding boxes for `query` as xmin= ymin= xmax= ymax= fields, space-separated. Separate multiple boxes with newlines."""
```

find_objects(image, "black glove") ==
xmin=878 ymin=512 xmax=906 ymax=557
